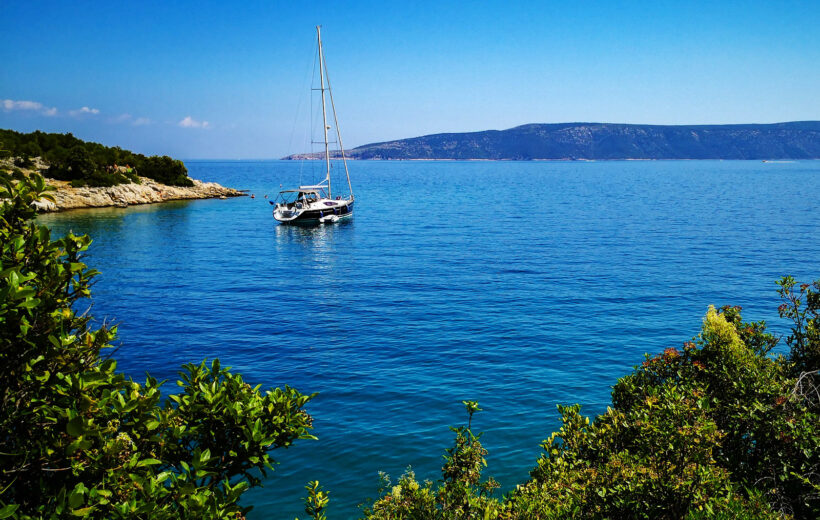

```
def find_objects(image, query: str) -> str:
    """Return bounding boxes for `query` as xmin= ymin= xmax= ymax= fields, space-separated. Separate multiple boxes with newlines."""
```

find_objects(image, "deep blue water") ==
xmin=39 ymin=160 xmax=820 ymax=518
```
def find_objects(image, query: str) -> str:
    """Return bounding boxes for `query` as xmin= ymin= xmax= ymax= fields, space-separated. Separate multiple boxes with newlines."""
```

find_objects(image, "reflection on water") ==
xmin=37 ymin=199 xmax=194 ymax=222
xmin=273 ymin=219 xmax=356 ymax=284
xmin=273 ymin=218 xmax=354 ymax=244
xmin=37 ymin=202 xmax=196 ymax=270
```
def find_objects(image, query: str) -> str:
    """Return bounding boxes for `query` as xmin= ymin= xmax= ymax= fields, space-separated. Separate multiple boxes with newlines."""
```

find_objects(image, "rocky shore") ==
xmin=2 ymin=159 xmax=243 ymax=212
xmin=33 ymin=176 xmax=244 ymax=212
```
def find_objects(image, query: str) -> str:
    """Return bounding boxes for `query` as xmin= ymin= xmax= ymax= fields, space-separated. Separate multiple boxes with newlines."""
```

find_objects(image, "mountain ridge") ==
xmin=283 ymin=121 xmax=820 ymax=160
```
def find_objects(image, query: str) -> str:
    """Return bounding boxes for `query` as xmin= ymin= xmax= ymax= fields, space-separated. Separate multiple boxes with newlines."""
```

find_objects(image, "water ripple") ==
xmin=39 ymin=159 xmax=820 ymax=518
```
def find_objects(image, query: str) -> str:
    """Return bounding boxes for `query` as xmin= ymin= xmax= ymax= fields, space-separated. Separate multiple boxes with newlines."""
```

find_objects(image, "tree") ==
xmin=138 ymin=156 xmax=193 ymax=187
xmin=0 ymin=128 xmax=195 ymax=188
xmin=65 ymin=145 xmax=97 ymax=179
xmin=18 ymin=141 xmax=42 ymax=159
xmin=0 ymin=170 xmax=315 ymax=518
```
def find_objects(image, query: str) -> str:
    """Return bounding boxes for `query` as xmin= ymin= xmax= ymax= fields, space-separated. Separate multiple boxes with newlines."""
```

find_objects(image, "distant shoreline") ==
xmin=281 ymin=157 xmax=811 ymax=162
xmin=283 ymin=121 xmax=820 ymax=161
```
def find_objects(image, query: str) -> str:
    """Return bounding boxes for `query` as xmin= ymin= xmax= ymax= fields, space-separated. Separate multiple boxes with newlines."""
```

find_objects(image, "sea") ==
xmin=38 ymin=159 xmax=820 ymax=518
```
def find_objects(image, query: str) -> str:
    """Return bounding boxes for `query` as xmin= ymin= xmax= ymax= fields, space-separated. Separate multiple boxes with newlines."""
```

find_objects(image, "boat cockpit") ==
xmin=274 ymin=188 xmax=325 ymax=210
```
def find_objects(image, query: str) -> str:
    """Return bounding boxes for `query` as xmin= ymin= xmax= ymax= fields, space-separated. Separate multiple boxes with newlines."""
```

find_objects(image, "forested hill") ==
xmin=285 ymin=121 xmax=820 ymax=160
xmin=0 ymin=128 xmax=192 ymax=187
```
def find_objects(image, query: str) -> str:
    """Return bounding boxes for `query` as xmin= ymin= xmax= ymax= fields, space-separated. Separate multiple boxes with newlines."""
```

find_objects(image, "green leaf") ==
xmin=12 ymin=287 xmax=36 ymax=299
xmin=66 ymin=438 xmax=84 ymax=455
xmin=68 ymin=488 xmax=84 ymax=509
xmin=0 ymin=504 xmax=20 ymax=519
xmin=67 ymin=416 xmax=85 ymax=437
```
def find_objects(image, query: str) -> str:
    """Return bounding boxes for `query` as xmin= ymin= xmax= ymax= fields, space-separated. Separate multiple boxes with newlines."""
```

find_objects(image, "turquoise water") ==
xmin=39 ymin=160 xmax=820 ymax=518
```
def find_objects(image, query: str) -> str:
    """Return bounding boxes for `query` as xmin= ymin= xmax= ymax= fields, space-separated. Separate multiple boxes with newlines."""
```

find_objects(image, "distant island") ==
xmin=284 ymin=121 xmax=820 ymax=161
xmin=0 ymin=129 xmax=241 ymax=211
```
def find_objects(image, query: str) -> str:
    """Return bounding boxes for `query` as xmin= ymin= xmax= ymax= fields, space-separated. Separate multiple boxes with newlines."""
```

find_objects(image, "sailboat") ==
xmin=273 ymin=26 xmax=354 ymax=224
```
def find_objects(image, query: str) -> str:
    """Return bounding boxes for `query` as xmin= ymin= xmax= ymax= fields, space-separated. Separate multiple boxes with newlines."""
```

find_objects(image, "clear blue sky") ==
xmin=2 ymin=0 xmax=818 ymax=158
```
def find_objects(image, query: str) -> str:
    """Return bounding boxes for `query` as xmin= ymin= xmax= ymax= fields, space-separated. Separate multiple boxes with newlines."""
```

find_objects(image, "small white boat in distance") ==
xmin=273 ymin=26 xmax=354 ymax=225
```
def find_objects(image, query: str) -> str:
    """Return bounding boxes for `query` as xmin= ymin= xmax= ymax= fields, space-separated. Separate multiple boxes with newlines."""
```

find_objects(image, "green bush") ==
xmin=778 ymin=277 xmax=820 ymax=374
xmin=69 ymin=170 xmax=131 ymax=188
xmin=1 ymin=129 xmax=192 ymax=187
xmin=18 ymin=141 xmax=42 ymax=158
xmin=359 ymin=296 xmax=819 ymax=519
xmin=138 ymin=155 xmax=193 ymax=187
xmin=361 ymin=401 xmax=502 ymax=520
xmin=0 ymin=171 xmax=315 ymax=518
xmin=13 ymin=156 xmax=34 ymax=169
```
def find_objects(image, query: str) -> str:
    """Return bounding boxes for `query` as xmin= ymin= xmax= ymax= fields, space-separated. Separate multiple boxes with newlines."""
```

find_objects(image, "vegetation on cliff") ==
xmin=0 ymin=129 xmax=193 ymax=187
xmin=0 ymin=171 xmax=313 ymax=518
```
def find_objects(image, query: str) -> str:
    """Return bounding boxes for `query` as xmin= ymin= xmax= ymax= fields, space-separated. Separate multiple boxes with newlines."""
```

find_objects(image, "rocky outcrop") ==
xmin=1 ymin=156 xmax=243 ymax=212
xmin=31 ymin=176 xmax=243 ymax=212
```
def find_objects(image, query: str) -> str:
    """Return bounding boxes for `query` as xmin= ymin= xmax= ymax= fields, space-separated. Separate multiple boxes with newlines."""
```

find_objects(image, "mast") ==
xmin=317 ymin=25 xmax=331 ymax=199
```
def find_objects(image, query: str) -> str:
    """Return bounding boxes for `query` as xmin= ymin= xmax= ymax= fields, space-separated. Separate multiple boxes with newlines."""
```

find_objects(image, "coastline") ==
xmin=32 ymin=176 xmax=244 ymax=213
xmin=2 ymin=159 xmax=244 ymax=212
xmin=281 ymin=156 xmax=813 ymax=162
xmin=282 ymin=121 xmax=820 ymax=161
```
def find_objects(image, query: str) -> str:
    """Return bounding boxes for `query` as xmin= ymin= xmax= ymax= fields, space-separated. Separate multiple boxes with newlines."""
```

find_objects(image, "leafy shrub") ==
xmin=69 ymin=170 xmax=131 ymax=188
xmin=778 ymin=277 xmax=820 ymax=374
xmin=124 ymin=170 xmax=141 ymax=184
xmin=13 ymin=156 xmax=34 ymax=168
xmin=47 ymin=145 xmax=97 ymax=181
xmin=360 ymin=294 xmax=819 ymax=519
xmin=0 ymin=171 xmax=315 ymax=518
xmin=361 ymin=401 xmax=502 ymax=519
xmin=1 ymin=128 xmax=192 ymax=187
xmin=138 ymin=155 xmax=193 ymax=187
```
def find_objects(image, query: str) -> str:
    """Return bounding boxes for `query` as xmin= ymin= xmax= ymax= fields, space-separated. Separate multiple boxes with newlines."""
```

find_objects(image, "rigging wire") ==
xmin=320 ymin=49 xmax=353 ymax=199
xmin=286 ymin=44 xmax=315 ymax=159
xmin=298 ymin=42 xmax=319 ymax=187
